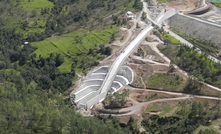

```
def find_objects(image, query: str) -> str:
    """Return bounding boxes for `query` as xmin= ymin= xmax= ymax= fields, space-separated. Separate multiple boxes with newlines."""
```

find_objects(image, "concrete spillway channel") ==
xmin=70 ymin=9 xmax=177 ymax=109
xmin=71 ymin=66 xmax=134 ymax=109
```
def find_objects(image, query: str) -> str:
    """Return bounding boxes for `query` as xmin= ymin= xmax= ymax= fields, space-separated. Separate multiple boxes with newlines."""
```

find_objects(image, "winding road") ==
xmin=100 ymin=87 xmax=221 ymax=116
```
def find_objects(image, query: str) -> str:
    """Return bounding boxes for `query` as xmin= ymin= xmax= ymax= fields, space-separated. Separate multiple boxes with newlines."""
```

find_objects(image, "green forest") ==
xmin=1 ymin=0 xmax=221 ymax=133
xmin=142 ymin=101 xmax=221 ymax=134
xmin=0 ymin=0 xmax=138 ymax=133
xmin=161 ymin=45 xmax=221 ymax=88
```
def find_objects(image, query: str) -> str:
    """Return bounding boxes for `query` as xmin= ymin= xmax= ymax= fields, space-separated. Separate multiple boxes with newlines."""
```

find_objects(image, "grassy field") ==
xmin=145 ymin=102 xmax=179 ymax=117
xmin=145 ymin=73 xmax=186 ymax=92
xmin=131 ymin=91 xmax=176 ymax=102
xmin=1 ymin=0 xmax=134 ymax=38
xmin=0 ymin=0 xmax=52 ymax=37
xmin=32 ymin=25 xmax=119 ymax=72
xmin=211 ymin=2 xmax=221 ymax=8
xmin=19 ymin=0 xmax=53 ymax=36
xmin=144 ymin=92 xmax=175 ymax=102
xmin=162 ymin=32 xmax=181 ymax=45
xmin=20 ymin=0 xmax=54 ymax=10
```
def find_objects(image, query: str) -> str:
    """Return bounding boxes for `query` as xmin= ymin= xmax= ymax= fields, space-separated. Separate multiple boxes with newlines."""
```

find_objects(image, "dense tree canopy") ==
xmin=142 ymin=101 xmax=221 ymax=134
xmin=0 ymin=0 xmax=135 ymax=133
xmin=176 ymin=46 xmax=221 ymax=87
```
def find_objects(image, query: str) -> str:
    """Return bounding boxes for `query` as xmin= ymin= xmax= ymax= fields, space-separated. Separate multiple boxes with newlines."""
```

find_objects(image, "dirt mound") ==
xmin=166 ymin=0 xmax=202 ymax=12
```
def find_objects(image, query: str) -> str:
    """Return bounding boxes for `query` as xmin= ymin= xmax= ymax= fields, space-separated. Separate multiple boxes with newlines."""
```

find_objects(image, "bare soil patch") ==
xmin=166 ymin=0 xmax=202 ymax=12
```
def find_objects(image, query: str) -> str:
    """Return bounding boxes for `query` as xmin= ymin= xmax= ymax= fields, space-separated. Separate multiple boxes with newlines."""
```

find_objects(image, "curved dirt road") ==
xmin=102 ymin=87 xmax=221 ymax=116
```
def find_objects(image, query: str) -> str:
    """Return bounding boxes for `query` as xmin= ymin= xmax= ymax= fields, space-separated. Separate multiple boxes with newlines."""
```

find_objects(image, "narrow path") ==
xmin=142 ymin=41 xmax=171 ymax=64
xmin=131 ymin=55 xmax=169 ymax=66
xmin=128 ymin=87 xmax=186 ymax=96
xmin=142 ymin=0 xmax=156 ymax=24
xmin=99 ymin=86 xmax=221 ymax=116
xmin=129 ymin=87 xmax=221 ymax=99
xmin=139 ymin=76 xmax=146 ymax=89
xmin=110 ymin=96 xmax=191 ymax=116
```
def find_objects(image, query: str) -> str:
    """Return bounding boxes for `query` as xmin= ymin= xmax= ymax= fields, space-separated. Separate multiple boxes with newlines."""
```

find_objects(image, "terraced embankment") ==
xmin=71 ymin=66 xmax=134 ymax=109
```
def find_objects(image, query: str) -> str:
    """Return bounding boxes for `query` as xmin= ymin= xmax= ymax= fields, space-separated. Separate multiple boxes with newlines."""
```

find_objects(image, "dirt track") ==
xmin=98 ymin=87 xmax=221 ymax=116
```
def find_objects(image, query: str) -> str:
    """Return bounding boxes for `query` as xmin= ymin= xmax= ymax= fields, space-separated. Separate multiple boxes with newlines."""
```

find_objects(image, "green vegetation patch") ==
xmin=176 ymin=46 xmax=221 ymax=86
xmin=0 ymin=0 xmax=51 ymax=37
xmin=194 ymin=125 xmax=220 ymax=134
xmin=211 ymin=2 xmax=221 ymax=8
xmin=174 ymin=30 xmax=220 ymax=56
xmin=104 ymin=90 xmax=129 ymax=108
xmin=145 ymin=73 xmax=185 ymax=92
xmin=0 ymin=80 xmax=131 ymax=134
xmin=0 ymin=69 xmax=21 ymax=76
xmin=157 ymin=44 xmax=179 ymax=64
xmin=143 ymin=101 xmax=221 ymax=133
xmin=158 ymin=0 xmax=172 ymax=3
xmin=32 ymin=25 xmax=119 ymax=72
xmin=145 ymin=102 xmax=178 ymax=117
xmin=145 ymin=92 xmax=175 ymax=102
xmin=20 ymin=0 xmax=54 ymax=10
xmin=162 ymin=32 xmax=181 ymax=45
xmin=134 ymin=92 xmax=175 ymax=102
xmin=158 ymin=45 xmax=221 ymax=96
xmin=133 ymin=0 xmax=143 ymax=11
